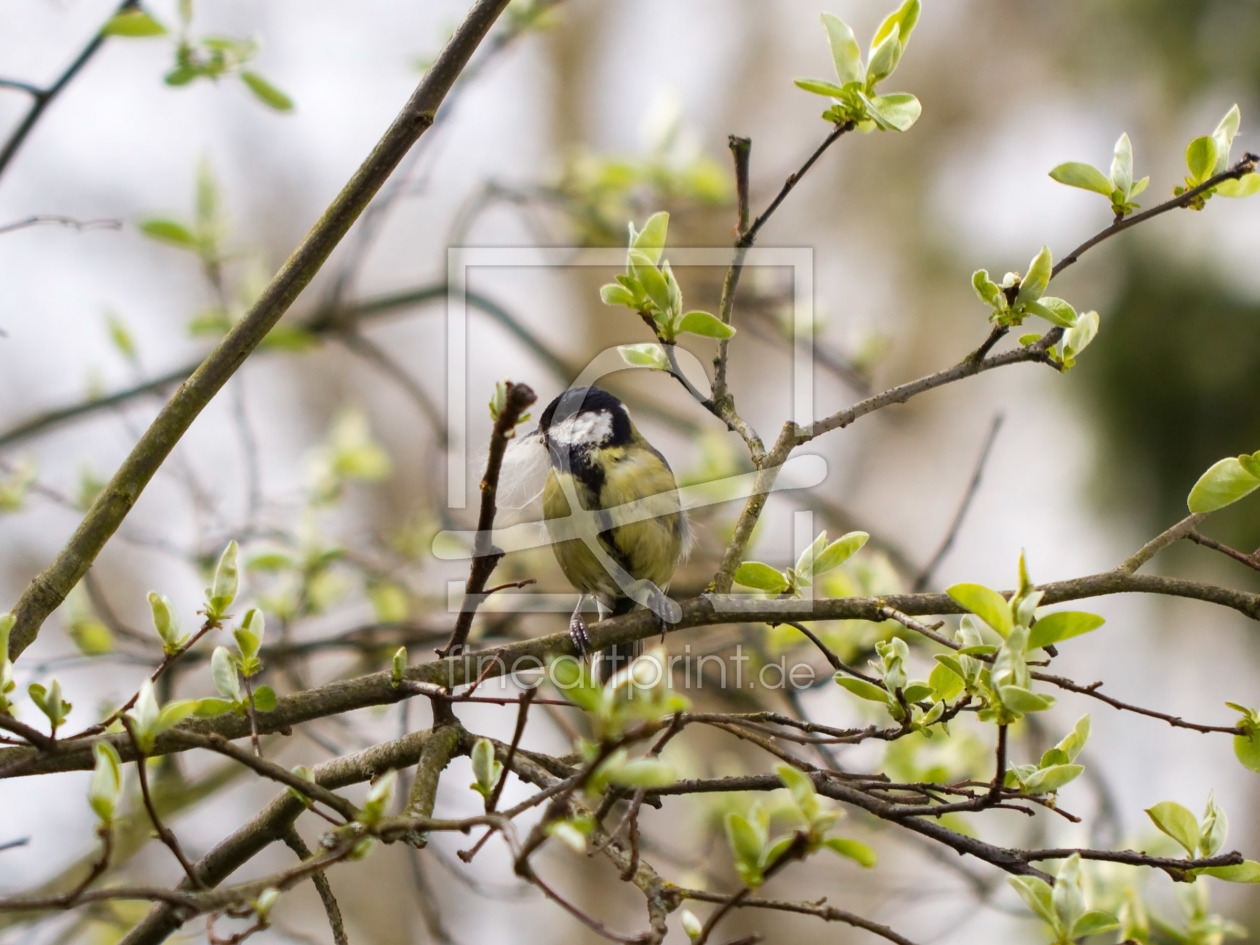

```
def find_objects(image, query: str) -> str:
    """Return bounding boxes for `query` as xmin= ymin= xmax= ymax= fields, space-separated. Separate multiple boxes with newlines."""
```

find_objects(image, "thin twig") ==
xmin=1186 ymin=530 xmax=1260 ymax=573
xmin=914 ymin=414 xmax=1004 ymax=590
xmin=0 ymin=215 xmax=122 ymax=236
xmin=280 ymin=827 xmax=348 ymax=945
xmin=0 ymin=0 xmax=139 ymax=178
xmin=122 ymin=718 xmax=203 ymax=888
xmin=438 ymin=380 xmax=537 ymax=656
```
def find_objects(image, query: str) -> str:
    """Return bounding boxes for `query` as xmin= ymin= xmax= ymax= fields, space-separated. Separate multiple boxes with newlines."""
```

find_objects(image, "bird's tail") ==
xmin=595 ymin=596 xmax=642 ymax=683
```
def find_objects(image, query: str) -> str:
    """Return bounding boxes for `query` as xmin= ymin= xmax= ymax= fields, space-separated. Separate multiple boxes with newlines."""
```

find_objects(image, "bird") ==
xmin=534 ymin=386 xmax=686 ymax=681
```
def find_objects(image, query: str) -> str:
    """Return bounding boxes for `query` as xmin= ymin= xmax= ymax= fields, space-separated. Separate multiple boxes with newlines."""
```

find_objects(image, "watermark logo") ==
xmin=435 ymin=245 xmax=826 ymax=619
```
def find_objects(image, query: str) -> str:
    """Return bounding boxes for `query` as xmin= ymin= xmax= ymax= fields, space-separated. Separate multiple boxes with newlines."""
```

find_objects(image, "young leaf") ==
xmin=794 ymin=78 xmax=848 ymax=98
xmin=1022 ymin=763 xmax=1083 ymax=795
xmin=211 ymin=646 xmax=242 ymax=702
xmin=1187 ymin=455 xmax=1260 ymax=512
xmin=811 ymin=531 xmax=869 ymax=574
xmin=239 ymin=72 xmax=295 ymax=111
xmin=601 ymin=283 xmax=637 ymax=307
xmin=820 ymin=13 xmax=863 ymax=86
xmin=863 ymin=92 xmax=921 ymax=132
xmin=139 ymin=219 xmax=197 ymax=248
xmin=834 ymin=675 xmax=892 ymax=705
xmin=632 ymin=212 xmax=669 ymax=265
xmin=603 ymin=758 xmax=677 ymax=788
xmin=102 ymin=9 xmax=167 ymax=37
xmin=1027 ymin=611 xmax=1104 ymax=650
xmin=1199 ymin=861 xmax=1260 ymax=883
xmin=678 ymin=310 xmax=736 ymax=339
xmin=1049 ymin=162 xmax=1114 ymax=196
xmin=1008 ymin=875 xmax=1056 ymax=926
xmin=251 ymin=685 xmax=278 ymax=712
xmin=1146 ymin=800 xmax=1200 ymax=856
xmin=1111 ymin=133 xmax=1134 ymax=195
xmin=1186 ymin=135 xmax=1217 ymax=185
xmin=733 ymin=562 xmax=789 ymax=593
xmin=207 ymin=540 xmax=240 ymax=617
xmin=1014 ymin=246 xmax=1052 ymax=307
xmin=822 ymin=837 xmax=877 ymax=867
xmin=946 ymin=583 xmax=1013 ymax=635
xmin=88 ymin=742 xmax=123 ymax=822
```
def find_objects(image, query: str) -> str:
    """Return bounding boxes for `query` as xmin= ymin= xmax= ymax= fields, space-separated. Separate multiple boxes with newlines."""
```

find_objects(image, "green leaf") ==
xmin=1233 ymin=724 xmax=1260 ymax=773
xmin=102 ymin=9 xmax=167 ymax=37
xmin=794 ymin=77 xmax=848 ymax=98
xmin=724 ymin=812 xmax=765 ymax=867
xmin=1073 ymin=911 xmax=1121 ymax=937
xmin=1022 ymin=763 xmax=1083 ymax=795
xmin=1186 ymin=135 xmax=1218 ymax=185
xmin=1024 ymin=296 xmax=1076 ymax=329
xmin=88 ymin=742 xmax=122 ymax=822
xmin=471 ymin=737 xmax=501 ymax=795
xmin=1050 ymin=715 xmax=1091 ymax=764
xmin=208 ymin=540 xmax=240 ymax=616
xmin=865 ymin=24 xmax=902 ymax=86
xmin=1008 ymin=875 xmax=1056 ymax=926
xmin=138 ymin=219 xmax=197 ymax=248
xmin=240 ymin=71 xmax=294 ymax=111
xmin=1061 ymin=309 xmax=1099 ymax=361
xmin=776 ymin=764 xmax=816 ymax=811
xmin=863 ymin=92 xmax=921 ymax=132
xmin=1015 ymin=246 xmax=1052 ymax=307
xmin=972 ymin=269 xmax=1001 ymax=307
xmin=872 ymin=0 xmax=920 ymax=49
xmin=1187 ymin=456 xmax=1260 ymax=512
xmin=947 ymin=583 xmax=1013 ymax=635
xmin=628 ymin=251 xmax=671 ymax=316
xmin=678 ymin=310 xmax=735 ymax=340
xmin=823 ymin=837 xmax=877 ymax=867
xmin=928 ymin=661 xmax=964 ymax=701
xmin=251 ymin=685 xmax=277 ymax=712
xmin=1146 ymin=800 xmax=1200 ymax=856
xmin=1216 ymin=174 xmax=1260 ymax=198
xmin=147 ymin=591 xmax=184 ymax=652
xmin=601 ymin=283 xmax=637 ymax=307
xmin=835 ymin=675 xmax=892 ymax=705
xmin=631 ymin=211 xmax=669 ymax=266
xmin=1213 ymin=104 xmax=1241 ymax=173
xmin=997 ymin=685 xmax=1054 ymax=713
xmin=901 ymin=682 xmax=933 ymax=703
xmin=733 ymin=561 xmax=789 ymax=593
xmin=211 ymin=646 xmax=242 ymax=702
xmin=156 ymin=700 xmax=197 ymax=731
xmin=604 ymin=758 xmax=677 ymax=789
xmin=1027 ymin=611 xmax=1104 ymax=650
xmin=1110 ymin=133 xmax=1134 ymax=195
xmin=1050 ymin=162 xmax=1113 ymax=196
xmin=812 ymin=531 xmax=868 ymax=574
xmin=1200 ymin=861 xmax=1260 ymax=883
xmin=821 ymin=13 xmax=864 ymax=86
xmin=193 ymin=698 xmax=235 ymax=717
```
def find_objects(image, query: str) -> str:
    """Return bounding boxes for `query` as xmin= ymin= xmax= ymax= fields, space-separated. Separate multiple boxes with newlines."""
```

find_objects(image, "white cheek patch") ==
xmin=547 ymin=410 xmax=613 ymax=449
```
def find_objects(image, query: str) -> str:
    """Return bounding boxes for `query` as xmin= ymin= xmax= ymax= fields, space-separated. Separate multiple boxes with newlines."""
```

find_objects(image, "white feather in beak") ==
xmin=497 ymin=428 xmax=551 ymax=509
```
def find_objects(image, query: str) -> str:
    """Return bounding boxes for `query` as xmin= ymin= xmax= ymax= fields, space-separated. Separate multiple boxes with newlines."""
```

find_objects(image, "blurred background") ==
xmin=2 ymin=0 xmax=1260 ymax=942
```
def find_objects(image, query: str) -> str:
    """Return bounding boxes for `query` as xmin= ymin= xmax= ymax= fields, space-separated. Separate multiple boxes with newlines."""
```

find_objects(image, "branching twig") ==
xmin=438 ymin=380 xmax=537 ymax=657
xmin=6 ymin=0 xmax=517 ymax=662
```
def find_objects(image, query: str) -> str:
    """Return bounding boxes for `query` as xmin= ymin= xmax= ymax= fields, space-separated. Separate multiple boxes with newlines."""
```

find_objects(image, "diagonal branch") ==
xmin=6 ymin=0 xmax=515 ymax=662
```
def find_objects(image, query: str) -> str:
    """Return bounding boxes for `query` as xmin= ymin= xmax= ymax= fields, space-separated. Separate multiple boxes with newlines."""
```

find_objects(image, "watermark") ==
xmin=436 ymin=245 xmax=824 ymax=619
xmin=450 ymin=644 xmax=820 ymax=695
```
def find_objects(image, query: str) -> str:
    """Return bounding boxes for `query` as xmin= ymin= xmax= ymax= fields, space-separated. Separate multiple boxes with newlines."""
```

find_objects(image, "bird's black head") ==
xmin=538 ymin=386 xmax=633 ymax=468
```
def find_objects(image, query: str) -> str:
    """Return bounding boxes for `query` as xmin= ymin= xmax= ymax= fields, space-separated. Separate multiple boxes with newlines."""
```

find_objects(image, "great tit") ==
xmin=535 ymin=386 xmax=686 ymax=680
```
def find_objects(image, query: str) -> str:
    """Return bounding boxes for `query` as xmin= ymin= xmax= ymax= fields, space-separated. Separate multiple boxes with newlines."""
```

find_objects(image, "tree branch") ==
xmin=6 ymin=0 xmax=515 ymax=661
